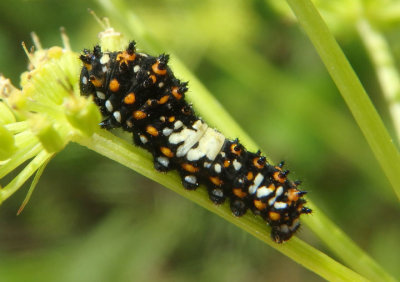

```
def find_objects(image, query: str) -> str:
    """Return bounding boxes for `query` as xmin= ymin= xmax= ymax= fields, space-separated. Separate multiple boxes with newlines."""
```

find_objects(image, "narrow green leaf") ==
xmin=17 ymin=155 xmax=53 ymax=215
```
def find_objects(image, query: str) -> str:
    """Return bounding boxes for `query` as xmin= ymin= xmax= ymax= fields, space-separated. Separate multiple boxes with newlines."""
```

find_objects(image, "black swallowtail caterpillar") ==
xmin=79 ymin=42 xmax=311 ymax=243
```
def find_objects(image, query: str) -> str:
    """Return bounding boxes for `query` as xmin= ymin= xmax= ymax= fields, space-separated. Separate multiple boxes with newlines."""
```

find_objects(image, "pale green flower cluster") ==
xmin=0 ymin=33 xmax=101 ymax=206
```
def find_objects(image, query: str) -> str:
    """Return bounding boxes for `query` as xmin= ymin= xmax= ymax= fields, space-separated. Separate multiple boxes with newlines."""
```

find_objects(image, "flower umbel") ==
xmin=0 ymin=31 xmax=101 ymax=207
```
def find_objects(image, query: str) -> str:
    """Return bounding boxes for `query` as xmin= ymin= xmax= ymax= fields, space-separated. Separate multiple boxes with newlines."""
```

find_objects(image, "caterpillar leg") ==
xmin=207 ymin=187 xmax=225 ymax=204
xmin=230 ymin=198 xmax=248 ymax=217
xmin=99 ymin=117 xmax=120 ymax=130
xmin=181 ymin=173 xmax=199 ymax=190
xmin=153 ymin=155 xmax=173 ymax=172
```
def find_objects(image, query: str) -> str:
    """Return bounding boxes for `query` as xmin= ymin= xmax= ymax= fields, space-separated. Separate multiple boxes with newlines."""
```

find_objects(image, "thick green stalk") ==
xmin=356 ymin=18 xmax=400 ymax=143
xmin=286 ymin=0 xmax=400 ymax=201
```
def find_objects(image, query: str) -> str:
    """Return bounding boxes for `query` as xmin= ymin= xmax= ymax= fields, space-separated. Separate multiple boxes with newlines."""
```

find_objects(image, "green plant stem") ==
xmin=74 ymin=130 xmax=368 ymax=282
xmin=285 ymin=0 xmax=400 ymax=201
xmin=304 ymin=203 xmax=397 ymax=282
xmin=356 ymin=18 xmax=400 ymax=143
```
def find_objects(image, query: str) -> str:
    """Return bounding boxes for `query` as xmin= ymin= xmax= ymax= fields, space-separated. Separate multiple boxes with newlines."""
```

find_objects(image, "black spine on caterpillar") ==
xmin=79 ymin=42 xmax=311 ymax=243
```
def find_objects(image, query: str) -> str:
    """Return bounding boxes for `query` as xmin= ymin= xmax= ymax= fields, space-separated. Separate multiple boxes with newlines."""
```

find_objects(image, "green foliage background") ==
xmin=0 ymin=0 xmax=399 ymax=281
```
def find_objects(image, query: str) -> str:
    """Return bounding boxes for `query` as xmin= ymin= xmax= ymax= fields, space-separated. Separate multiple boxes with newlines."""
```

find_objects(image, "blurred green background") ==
xmin=1 ymin=0 xmax=399 ymax=281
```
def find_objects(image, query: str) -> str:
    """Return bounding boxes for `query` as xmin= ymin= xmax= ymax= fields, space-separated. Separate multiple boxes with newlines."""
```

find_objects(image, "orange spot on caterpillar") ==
xmin=230 ymin=143 xmax=242 ymax=155
xmin=152 ymin=61 xmax=167 ymax=75
xmin=146 ymin=125 xmax=159 ymax=137
xmin=233 ymin=188 xmax=247 ymax=198
xmin=84 ymin=63 xmax=92 ymax=71
xmin=254 ymin=200 xmax=267 ymax=210
xmin=133 ymin=110 xmax=147 ymax=120
xmin=124 ymin=93 xmax=136 ymax=104
xmin=109 ymin=78 xmax=120 ymax=92
xmin=117 ymin=51 xmax=136 ymax=65
xmin=89 ymin=75 xmax=103 ymax=87
xmin=273 ymin=171 xmax=286 ymax=183
xmin=158 ymin=95 xmax=169 ymax=104
xmin=149 ymin=74 xmax=157 ymax=84
xmin=160 ymin=146 xmax=174 ymax=158
xmin=209 ymin=176 xmax=223 ymax=186
xmin=268 ymin=183 xmax=276 ymax=191
xmin=253 ymin=157 xmax=265 ymax=169
xmin=269 ymin=211 xmax=281 ymax=221
xmin=181 ymin=163 xmax=199 ymax=173
xmin=171 ymin=86 xmax=182 ymax=100
xmin=288 ymin=188 xmax=300 ymax=202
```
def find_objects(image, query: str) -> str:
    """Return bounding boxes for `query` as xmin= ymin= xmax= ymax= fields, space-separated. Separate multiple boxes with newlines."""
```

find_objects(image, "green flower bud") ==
xmin=99 ymin=28 xmax=127 ymax=51
xmin=0 ymin=124 xmax=16 ymax=160
xmin=64 ymin=96 xmax=101 ymax=136
xmin=30 ymin=116 xmax=65 ymax=153
xmin=0 ymin=102 xmax=16 ymax=124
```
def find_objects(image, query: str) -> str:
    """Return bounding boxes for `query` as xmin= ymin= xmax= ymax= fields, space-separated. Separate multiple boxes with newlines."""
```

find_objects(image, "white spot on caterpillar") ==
xmin=233 ymin=159 xmax=242 ymax=171
xmin=157 ymin=156 xmax=169 ymax=167
xmin=140 ymin=135 xmax=148 ymax=144
xmin=174 ymin=120 xmax=183 ymax=130
xmin=184 ymin=175 xmax=197 ymax=184
xmin=169 ymin=120 xmax=208 ymax=158
xmin=248 ymin=173 xmax=264 ymax=194
xmin=82 ymin=76 xmax=88 ymax=85
xmin=96 ymin=91 xmax=106 ymax=100
xmin=268 ymin=187 xmax=284 ymax=206
xmin=133 ymin=65 xmax=140 ymax=73
xmin=274 ymin=202 xmax=288 ymax=210
xmin=192 ymin=121 xmax=203 ymax=130
xmin=105 ymin=100 xmax=113 ymax=112
xmin=276 ymin=186 xmax=284 ymax=197
xmin=269 ymin=198 xmax=276 ymax=206
xmin=162 ymin=127 xmax=173 ymax=136
xmin=204 ymin=162 xmax=211 ymax=168
xmin=102 ymin=66 xmax=108 ymax=73
xmin=158 ymin=82 xmax=164 ymax=88
xmin=186 ymin=128 xmax=225 ymax=162
xmin=100 ymin=54 xmax=110 ymax=64
xmin=113 ymin=111 xmax=121 ymax=123
xmin=214 ymin=164 xmax=222 ymax=173
xmin=256 ymin=186 xmax=272 ymax=198
xmin=212 ymin=189 xmax=223 ymax=197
